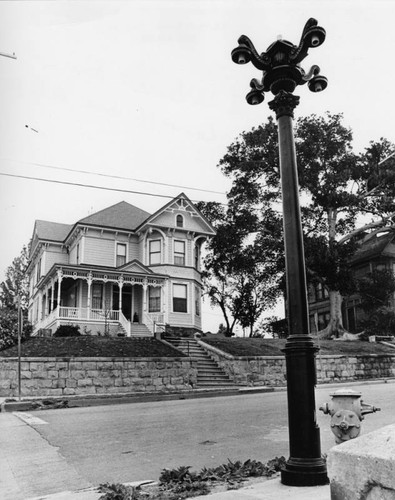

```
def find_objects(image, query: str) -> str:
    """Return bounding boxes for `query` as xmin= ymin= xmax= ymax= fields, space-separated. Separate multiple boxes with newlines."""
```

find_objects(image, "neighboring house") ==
xmin=27 ymin=193 xmax=215 ymax=337
xmin=308 ymin=232 xmax=395 ymax=333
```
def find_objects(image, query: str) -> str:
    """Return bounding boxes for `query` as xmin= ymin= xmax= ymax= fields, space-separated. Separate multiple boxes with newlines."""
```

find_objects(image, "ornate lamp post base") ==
xmin=281 ymin=338 xmax=328 ymax=486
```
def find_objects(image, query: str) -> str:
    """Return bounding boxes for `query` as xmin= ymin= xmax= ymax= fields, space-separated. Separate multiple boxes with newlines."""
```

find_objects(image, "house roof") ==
xmin=137 ymin=192 xmax=216 ymax=235
xmin=78 ymin=201 xmax=151 ymax=231
xmin=34 ymin=220 xmax=74 ymax=243
xmin=351 ymin=232 xmax=395 ymax=265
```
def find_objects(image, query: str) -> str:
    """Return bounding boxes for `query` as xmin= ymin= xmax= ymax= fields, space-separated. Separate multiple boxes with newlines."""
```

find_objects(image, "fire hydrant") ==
xmin=319 ymin=389 xmax=381 ymax=444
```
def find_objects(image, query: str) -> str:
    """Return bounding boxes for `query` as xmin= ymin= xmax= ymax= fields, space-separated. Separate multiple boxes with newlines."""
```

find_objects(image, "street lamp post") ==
xmin=231 ymin=18 xmax=328 ymax=486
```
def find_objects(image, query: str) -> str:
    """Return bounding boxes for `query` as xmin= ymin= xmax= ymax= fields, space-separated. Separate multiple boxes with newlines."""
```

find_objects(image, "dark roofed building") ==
xmin=308 ymin=232 xmax=395 ymax=333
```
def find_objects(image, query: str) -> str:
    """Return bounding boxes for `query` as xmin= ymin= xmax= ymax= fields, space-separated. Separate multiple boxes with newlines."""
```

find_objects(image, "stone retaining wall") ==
xmin=0 ymin=357 xmax=198 ymax=398
xmin=199 ymin=341 xmax=395 ymax=386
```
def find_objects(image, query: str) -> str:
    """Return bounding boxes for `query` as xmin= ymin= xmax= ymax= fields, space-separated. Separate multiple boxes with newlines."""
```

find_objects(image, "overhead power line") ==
xmin=0 ymin=171 xmax=228 ymax=206
xmin=1 ymin=158 xmax=226 ymax=196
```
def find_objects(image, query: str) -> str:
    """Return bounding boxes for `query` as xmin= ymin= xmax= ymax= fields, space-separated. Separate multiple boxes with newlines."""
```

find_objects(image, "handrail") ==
xmin=119 ymin=311 xmax=131 ymax=336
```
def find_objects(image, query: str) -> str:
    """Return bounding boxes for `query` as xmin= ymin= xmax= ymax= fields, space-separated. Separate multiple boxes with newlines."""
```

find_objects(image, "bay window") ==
xmin=173 ymin=284 xmax=187 ymax=313
xmin=174 ymin=240 xmax=185 ymax=266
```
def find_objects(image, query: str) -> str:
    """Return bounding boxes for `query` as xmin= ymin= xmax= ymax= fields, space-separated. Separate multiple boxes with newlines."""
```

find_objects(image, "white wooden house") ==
xmin=27 ymin=193 xmax=215 ymax=337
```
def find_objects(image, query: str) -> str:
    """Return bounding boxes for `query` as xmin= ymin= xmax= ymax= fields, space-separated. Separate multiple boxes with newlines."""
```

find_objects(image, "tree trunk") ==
xmin=318 ymin=290 xmax=347 ymax=339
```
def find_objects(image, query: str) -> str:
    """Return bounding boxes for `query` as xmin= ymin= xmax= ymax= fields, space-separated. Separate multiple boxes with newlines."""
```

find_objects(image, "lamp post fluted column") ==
xmin=269 ymin=91 xmax=327 ymax=486
xmin=231 ymin=18 xmax=329 ymax=486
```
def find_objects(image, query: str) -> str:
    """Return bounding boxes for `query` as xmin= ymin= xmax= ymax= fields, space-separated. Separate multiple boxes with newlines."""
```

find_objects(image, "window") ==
xmin=174 ymin=240 xmax=185 ymax=266
xmin=173 ymin=284 xmax=187 ymax=313
xmin=149 ymin=286 xmax=161 ymax=313
xmin=195 ymin=286 xmax=200 ymax=316
xmin=194 ymin=244 xmax=200 ymax=269
xmin=36 ymin=258 xmax=42 ymax=283
xmin=92 ymin=284 xmax=103 ymax=309
xmin=149 ymin=240 xmax=161 ymax=265
xmin=176 ymin=214 xmax=184 ymax=228
xmin=116 ymin=243 xmax=127 ymax=267
xmin=314 ymin=283 xmax=329 ymax=301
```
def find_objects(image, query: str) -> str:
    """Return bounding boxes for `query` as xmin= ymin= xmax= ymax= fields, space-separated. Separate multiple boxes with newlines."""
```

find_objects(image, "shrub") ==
xmin=53 ymin=324 xmax=81 ymax=337
xmin=98 ymin=483 xmax=141 ymax=500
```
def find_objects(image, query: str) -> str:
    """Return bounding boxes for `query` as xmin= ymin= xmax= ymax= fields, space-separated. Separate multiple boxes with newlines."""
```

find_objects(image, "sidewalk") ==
xmin=25 ymin=477 xmax=330 ymax=500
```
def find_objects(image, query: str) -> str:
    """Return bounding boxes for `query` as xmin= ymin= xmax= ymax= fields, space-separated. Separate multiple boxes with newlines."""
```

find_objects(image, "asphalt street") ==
xmin=1 ymin=381 xmax=394 ymax=499
xmin=11 ymin=382 xmax=395 ymax=483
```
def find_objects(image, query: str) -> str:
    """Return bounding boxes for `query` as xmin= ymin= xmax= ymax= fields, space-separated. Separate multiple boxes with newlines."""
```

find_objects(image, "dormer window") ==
xmin=176 ymin=214 xmax=184 ymax=228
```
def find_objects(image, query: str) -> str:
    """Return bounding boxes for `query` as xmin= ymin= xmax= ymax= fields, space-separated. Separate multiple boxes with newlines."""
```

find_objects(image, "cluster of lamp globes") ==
xmin=231 ymin=18 xmax=328 ymax=105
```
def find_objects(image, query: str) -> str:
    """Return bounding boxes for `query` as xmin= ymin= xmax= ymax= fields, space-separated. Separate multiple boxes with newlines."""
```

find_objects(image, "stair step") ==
xmin=165 ymin=337 xmax=234 ymax=388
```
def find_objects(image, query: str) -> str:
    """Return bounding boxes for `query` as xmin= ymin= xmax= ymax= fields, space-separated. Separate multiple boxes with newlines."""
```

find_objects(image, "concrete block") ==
xmin=327 ymin=423 xmax=395 ymax=500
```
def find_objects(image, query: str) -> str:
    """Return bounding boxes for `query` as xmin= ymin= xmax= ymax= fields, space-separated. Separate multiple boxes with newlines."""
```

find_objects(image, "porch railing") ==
xmin=145 ymin=313 xmax=165 ymax=333
xmin=119 ymin=311 xmax=131 ymax=336
xmin=57 ymin=306 xmax=120 ymax=322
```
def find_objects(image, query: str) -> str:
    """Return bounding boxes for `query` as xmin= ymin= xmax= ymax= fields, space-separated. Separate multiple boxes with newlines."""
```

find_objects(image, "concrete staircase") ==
xmin=165 ymin=337 xmax=235 ymax=388
xmin=130 ymin=323 xmax=152 ymax=337
xmin=116 ymin=323 xmax=152 ymax=337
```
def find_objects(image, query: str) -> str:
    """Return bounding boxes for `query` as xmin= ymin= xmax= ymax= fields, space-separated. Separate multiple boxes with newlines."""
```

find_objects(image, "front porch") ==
xmin=31 ymin=265 xmax=167 ymax=337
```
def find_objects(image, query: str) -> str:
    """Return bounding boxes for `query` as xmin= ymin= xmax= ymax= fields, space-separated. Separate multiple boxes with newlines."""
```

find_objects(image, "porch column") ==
xmin=165 ymin=280 xmax=170 ymax=325
xmin=87 ymin=272 xmax=93 ymax=320
xmin=161 ymin=283 xmax=166 ymax=319
xmin=50 ymin=281 xmax=54 ymax=312
xmin=143 ymin=278 xmax=148 ymax=320
xmin=118 ymin=276 xmax=124 ymax=314
xmin=56 ymin=269 xmax=63 ymax=318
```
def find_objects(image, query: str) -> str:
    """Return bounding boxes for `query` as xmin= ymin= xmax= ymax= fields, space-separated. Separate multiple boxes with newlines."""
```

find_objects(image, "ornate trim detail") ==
xmin=268 ymin=91 xmax=300 ymax=119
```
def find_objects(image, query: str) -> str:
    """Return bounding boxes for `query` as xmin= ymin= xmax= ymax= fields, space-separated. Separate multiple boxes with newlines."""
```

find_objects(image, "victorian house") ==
xmin=27 ymin=193 xmax=215 ymax=337
xmin=308 ymin=232 xmax=395 ymax=333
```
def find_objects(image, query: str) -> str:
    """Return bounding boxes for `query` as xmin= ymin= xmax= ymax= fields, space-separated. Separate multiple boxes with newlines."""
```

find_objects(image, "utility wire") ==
xmin=0 ymin=171 xmax=228 ymax=206
xmin=1 ymin=158 xmax=226 ymax=196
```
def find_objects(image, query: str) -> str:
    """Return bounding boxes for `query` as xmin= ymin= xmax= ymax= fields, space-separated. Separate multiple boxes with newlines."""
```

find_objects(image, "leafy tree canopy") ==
xmin=0 ymin=244 xmax=30 ymax=310
xmin=206 ymin=112 xmax=395 ymax=338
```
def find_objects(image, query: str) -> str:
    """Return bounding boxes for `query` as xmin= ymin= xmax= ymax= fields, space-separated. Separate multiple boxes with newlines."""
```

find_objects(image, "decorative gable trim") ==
xmin=137 ymin=192 xmax=216 ymax=235
xmin=117 ymin=259 xmax=153 ymax=274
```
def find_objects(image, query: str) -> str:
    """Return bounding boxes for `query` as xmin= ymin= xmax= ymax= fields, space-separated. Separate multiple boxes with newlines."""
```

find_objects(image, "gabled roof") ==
xmin=137 ymin=192 xmax=216 ymax=235
xmin=117 ymin=259 xmax=153 ymax=274
xmin=34 ymin=220 xmax=73 ymax=243
xmin=351 ymin=232 xmax=395 ymax=265
xmin=78 ymin=201 xmax=150 ymax=231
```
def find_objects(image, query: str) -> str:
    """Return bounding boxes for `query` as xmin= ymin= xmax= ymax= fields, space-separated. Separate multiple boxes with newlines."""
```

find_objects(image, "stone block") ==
xmin=66 ymin=379 xmax=77 ymax=388
xmin=70 ymin=370 xmax=86 ymax=380
xmin=47 ymin=370 xmax=59 ymax=379
xmin=63 ymin=388 xmax=76 ymax=395
xmin=69 ymin=361 xmax=83 ymax=370
xmin=328 ymin=423 xmax=395 ymax=500
xmin=21 ymin=371 xmax=32 ymax=379
xmin=77 ymin=378 xmax=93 ymax=387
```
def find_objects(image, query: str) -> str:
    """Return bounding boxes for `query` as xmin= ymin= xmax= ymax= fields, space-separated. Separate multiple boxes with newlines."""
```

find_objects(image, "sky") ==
xmin=1 ymin=0 xmax=395 ymax=332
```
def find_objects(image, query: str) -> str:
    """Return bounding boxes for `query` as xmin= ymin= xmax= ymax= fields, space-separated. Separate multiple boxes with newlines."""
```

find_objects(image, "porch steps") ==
xmin=130 ymin=323 xmax=152 ymax=337
xmin=165 ymin=337 xmax=235 ymax=388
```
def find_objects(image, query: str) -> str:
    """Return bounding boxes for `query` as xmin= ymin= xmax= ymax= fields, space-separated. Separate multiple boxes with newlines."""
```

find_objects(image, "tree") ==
xmin=0 ymin=308 xmax=32 ymax=350
xmin=197 ymin=197 xmax=283 ymax=337
xmin=0 ymin=244 xmax=31 ymax=349
xmin=0 ymin=244 xmax=30 ymax=310
xmin=218 ymin=113 xmax=395 ymax=338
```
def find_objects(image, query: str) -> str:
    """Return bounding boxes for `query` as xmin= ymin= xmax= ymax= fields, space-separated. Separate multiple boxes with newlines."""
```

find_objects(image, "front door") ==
xmin=113 ymin=287 xmax=133 ymax=321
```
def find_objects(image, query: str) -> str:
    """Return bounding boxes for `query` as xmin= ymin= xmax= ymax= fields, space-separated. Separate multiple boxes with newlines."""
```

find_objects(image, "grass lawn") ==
xmin=0 ymin=336 xmax=186 ymax=358
xmin=201 ymin=337 xmax=395 ymax=357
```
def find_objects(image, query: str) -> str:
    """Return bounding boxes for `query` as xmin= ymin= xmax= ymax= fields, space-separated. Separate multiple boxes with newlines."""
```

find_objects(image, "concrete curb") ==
xmin=0 ymin=385 xmax=275 ymax=412
xmin=2 ymin=377 xmax=394 ymax=413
